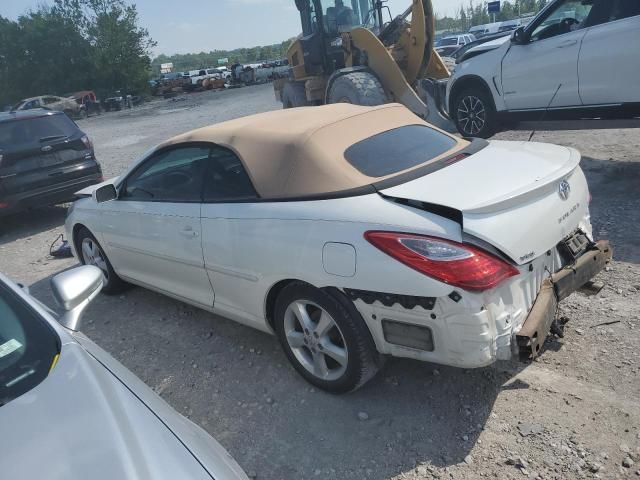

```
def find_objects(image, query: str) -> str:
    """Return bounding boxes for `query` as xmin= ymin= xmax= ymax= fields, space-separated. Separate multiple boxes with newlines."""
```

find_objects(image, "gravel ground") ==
xmin=1 ymin=83 xmax=639 ymax=480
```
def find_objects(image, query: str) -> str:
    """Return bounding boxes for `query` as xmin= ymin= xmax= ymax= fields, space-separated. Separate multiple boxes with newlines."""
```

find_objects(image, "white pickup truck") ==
xmin=187 ymin=68 xmax=229 ymax=90
xmin=444 ymin=0 xmax=640 ymax=138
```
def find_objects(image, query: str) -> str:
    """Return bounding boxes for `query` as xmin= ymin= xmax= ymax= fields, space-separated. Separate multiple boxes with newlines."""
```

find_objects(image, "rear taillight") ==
xmin=364 ymin=231 xmax=519 ymax=291
xmin=81 ymin=135 xmax=93 ymax=151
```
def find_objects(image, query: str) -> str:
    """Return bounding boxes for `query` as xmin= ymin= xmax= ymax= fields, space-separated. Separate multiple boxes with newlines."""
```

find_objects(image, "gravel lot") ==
xmin=1 ymin=83 xmax=639 ymax=480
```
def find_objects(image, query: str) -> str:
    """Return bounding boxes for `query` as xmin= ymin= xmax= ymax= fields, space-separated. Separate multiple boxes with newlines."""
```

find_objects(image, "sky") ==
xmin=1 ymin=0 xmax=468 ymax=57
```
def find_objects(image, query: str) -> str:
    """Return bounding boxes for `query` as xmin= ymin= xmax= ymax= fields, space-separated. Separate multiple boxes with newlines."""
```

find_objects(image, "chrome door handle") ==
xmin=556 ymin=40 xmax=577 ymax=48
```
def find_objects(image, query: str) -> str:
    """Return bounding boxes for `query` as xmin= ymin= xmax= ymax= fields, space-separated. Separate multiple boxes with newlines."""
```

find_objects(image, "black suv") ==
xmin=0 ymin=110 xmax=102 ymax=216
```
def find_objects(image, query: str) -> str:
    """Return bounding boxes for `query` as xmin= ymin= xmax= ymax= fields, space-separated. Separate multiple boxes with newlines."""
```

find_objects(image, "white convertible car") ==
xmin=66 ymin=104 xmax=611 ymax=393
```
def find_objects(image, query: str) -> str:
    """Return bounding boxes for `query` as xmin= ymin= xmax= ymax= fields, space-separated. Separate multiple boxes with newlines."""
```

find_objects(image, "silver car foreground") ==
xmin=0 ymin=266 xmax=248 ymax=480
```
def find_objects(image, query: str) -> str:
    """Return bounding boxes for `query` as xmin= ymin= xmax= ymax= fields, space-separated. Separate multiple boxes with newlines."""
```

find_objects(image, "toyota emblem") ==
xmin=558 ymin=180 xmax=571 ymax=201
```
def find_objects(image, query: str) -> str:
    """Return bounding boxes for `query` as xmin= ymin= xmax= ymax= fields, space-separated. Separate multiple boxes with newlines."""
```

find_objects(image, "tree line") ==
xmin=0 ymin=0 xmax=155 ymax=107
xmin=436 ymin=0 xmax=549 ymax=32
xmin=151 ymin=40 xmax=294 ymax=76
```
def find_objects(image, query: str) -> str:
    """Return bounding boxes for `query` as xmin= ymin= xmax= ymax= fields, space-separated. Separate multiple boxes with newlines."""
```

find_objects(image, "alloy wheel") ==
xmin=457 ymin=95 xmax=486 ymax=136
xmin=81 ymin=238 xmax=109 ymax=280
xmin=283 ymin=300 xmax=349 ymax=381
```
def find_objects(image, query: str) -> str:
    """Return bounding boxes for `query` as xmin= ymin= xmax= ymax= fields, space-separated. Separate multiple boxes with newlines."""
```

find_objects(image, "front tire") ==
xmin=327 ymin=71 xmax=387 ymax=106
xmin=453 ymin=87 xmax=497 ymax=138
xmin=274 ymin=282 xmax=381 ymax=393
xmin=76 ymin=227 xmax=128 ymax=295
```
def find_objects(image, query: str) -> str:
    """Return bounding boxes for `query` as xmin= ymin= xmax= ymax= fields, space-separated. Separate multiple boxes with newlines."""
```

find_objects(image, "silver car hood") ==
xmin=0 ymin=340 xmax=246 ymax=480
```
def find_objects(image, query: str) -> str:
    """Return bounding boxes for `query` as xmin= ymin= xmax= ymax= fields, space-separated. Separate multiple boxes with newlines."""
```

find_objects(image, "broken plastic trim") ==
xmin=344 ymin=288 xmax=436 ymax=310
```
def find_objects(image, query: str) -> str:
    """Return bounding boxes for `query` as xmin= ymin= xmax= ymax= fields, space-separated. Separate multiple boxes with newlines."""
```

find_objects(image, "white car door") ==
xmin=100 ymin=144 xmax=214 ymax=308
xmin=578 ymin=0 xmax=640 ymax=105
xmin=501 ymin=0 xmax=592 ymax=111
xmin=199 ymin=145 xmax=267 ymax=330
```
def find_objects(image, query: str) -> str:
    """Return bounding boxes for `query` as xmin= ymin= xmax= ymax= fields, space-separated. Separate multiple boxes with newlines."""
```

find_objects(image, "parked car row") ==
xmin=12 ymin=95 xmax=86 ymax=119
xmin=435 ymin=34 xmax=476 ymax=57
xmin=8 ymin=90 xmax=144 ymax=117
xmin=467 ymin=16 xmax=535 ymax=38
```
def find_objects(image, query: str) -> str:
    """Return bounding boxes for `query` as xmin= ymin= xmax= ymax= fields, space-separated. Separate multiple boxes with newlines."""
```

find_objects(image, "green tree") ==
xmin=0 ymin=0 xmax=155 ymax=106
xmin=53 ymin=0 xmax=156 ymax=96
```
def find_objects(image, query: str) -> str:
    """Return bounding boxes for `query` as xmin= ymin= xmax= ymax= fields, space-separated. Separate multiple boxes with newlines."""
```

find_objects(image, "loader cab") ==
xmin=293 ymin=0 xmax=384 ymax=75
xmin=296 ymin=0 xmax=382 ymax=35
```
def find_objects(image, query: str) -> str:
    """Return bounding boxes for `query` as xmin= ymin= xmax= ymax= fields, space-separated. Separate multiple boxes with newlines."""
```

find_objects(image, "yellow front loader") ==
xmin=274 ymin=0 xmax=455 ymax=131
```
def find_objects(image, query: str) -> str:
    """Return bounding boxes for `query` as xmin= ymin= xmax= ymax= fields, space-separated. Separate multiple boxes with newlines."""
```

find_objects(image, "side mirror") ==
xmin=51 ymin=265 xmax=104 ymax=331
xmin=512 ymin=27 xmax=526 ymax=45
xmin=94 ymin=184 xmax=117 ymax=203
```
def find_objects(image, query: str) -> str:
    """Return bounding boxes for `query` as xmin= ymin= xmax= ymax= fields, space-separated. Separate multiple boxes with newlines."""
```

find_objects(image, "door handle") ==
xmin=556 ymin=40 xmax=577 ymax=48
xmin=180 ymin=226 xmax=199 ymax=238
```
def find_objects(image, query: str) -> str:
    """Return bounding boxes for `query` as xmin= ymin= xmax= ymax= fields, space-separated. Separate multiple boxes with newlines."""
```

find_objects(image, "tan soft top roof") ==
xmin=161 ymin=103 xmax=465 ymax=199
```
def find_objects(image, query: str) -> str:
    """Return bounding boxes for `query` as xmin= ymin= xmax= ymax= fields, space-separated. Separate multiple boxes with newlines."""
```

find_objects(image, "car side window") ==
xmin=530 ymin=0 xmax=593 ymax=42
xmin=202 ymin=146 xmax=258 ymax=202
xmin=123 ymin=146 xmax=210 ymax=202
xmin=43 ymin=97 xmax=58 ymax=105
xmin=606 ymin=0 xmax=640 ymax=23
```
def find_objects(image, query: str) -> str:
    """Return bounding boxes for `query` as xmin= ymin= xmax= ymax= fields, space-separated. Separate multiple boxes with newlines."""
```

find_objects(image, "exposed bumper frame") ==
xmin=517 ymin=240 xmax=613 ymax=360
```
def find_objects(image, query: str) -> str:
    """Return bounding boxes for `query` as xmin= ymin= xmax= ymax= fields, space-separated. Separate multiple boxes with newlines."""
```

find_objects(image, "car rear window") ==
xmin=344 ymin=125 xmax=459 ymax=177
xmin=0 ymin=115 xmax=78 ymax=149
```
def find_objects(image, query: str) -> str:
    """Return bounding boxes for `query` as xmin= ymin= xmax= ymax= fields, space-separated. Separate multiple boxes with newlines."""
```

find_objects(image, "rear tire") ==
xmin=75 ymin=227 xmax=128 ymax=295
xmin=274 ymin=282 xmax=381 ymax=393
xmin=282 ymin=82 xmax=309 ymax=109
xmin=327 ymin=72 xmax=387 ymax=106
xmin=453 ymin=87 xmax=497 ymax=138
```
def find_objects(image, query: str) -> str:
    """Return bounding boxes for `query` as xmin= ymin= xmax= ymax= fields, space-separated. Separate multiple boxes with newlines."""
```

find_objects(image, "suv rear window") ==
xmin=0 ymin=115 xmax=78 ymax=149
xmin=344 ymin=125 xmax=458 ymax=177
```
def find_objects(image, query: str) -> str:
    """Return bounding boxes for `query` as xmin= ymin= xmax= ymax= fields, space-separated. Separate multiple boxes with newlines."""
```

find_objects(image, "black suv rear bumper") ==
xmin=0 ymin=173 xmax=102 ymax=216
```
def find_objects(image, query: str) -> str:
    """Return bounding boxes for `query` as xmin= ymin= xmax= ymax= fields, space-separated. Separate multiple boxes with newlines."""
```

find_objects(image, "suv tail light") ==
xmin=81 ymin=135 xmax=93 ymax=151
xmin=364 ymin=231 xmax=519 ymax=291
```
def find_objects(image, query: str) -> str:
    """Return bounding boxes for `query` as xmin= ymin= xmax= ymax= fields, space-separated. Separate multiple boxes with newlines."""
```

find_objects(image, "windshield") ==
xmin=317 ymin=0 xmax=379 ymax=34
xmin=0 ymin=283 xmax=60 ymax=407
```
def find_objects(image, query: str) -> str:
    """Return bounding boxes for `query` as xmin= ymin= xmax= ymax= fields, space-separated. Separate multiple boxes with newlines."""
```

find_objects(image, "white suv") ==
xmin=445 ymin=0 xmax=640 ymax=138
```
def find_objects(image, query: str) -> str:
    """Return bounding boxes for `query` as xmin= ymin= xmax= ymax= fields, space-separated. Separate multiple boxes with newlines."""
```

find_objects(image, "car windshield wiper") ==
xmin=5 ymin=368 xmax=36 ymax=388
xmin=39 ymin=135 xmax=68 ymax=143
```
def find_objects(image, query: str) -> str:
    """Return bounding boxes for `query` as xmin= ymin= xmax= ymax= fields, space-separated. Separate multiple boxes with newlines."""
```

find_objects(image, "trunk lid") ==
xmin=380 ymin=141 xmax=590 ymax=264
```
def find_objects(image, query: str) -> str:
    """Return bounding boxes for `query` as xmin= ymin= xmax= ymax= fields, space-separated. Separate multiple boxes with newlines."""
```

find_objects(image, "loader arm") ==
xmin=346 ymin=27 xmax=429 ymax=118
xmin=343 ymin=0 xmax=452 ymax=130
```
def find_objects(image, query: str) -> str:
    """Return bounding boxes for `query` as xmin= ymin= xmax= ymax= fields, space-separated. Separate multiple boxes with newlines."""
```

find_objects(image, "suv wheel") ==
xmin=453 ymin=87 xmax=497 ymax=138
xmin=274 ymin=282 xmax=381 ymax=393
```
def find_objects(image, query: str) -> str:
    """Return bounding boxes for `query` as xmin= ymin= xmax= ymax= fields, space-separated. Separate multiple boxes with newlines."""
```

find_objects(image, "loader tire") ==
xmin=282 ymin=82 xmax=309 ymax=109
xmin=327 ymin=72 xmax=387 ymax=106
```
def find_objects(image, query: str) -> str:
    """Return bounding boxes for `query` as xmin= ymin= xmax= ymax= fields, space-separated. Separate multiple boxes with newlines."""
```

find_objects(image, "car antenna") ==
xmin=528 ymin=83 xmax=562 ymax=142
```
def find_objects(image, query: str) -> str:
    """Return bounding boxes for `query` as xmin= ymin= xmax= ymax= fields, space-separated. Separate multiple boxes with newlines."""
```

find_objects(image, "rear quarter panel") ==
xmin=200 ymin=194 xmax=462 ymax=330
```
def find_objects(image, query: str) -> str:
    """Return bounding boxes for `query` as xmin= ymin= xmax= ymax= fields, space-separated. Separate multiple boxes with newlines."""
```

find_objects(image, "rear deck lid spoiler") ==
xmin=379 ymin=141 xmax=586 ymax=264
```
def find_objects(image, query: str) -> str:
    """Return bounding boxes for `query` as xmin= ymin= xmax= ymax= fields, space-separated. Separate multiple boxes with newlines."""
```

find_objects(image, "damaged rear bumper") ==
xmin=516 ymin=240 xmax=613 ymax=360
